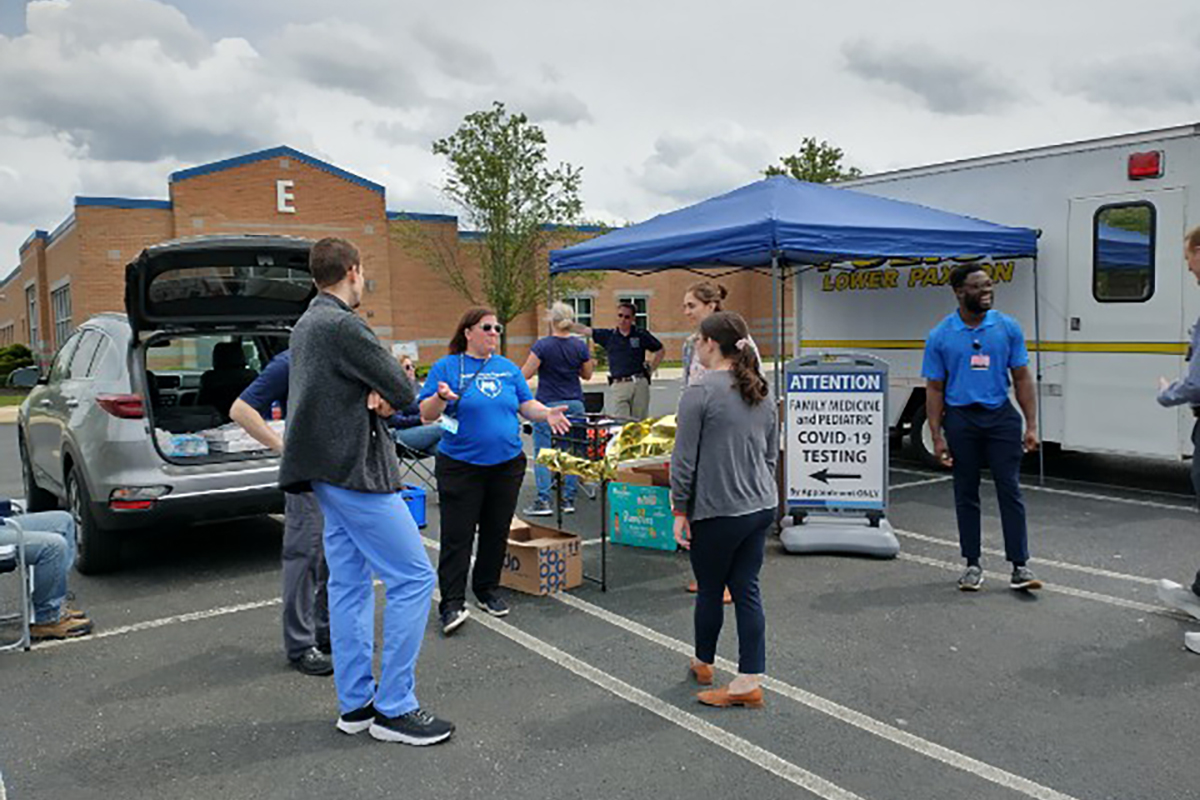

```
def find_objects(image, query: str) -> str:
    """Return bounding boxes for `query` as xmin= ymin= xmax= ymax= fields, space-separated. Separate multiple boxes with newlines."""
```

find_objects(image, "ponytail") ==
xmin=698 ymin=312 xmax=769 ymax=406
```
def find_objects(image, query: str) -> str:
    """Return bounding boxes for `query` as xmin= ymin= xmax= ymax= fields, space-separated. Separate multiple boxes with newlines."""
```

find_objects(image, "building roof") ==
xmin=170 ymin=145 xmax=386 ymax=195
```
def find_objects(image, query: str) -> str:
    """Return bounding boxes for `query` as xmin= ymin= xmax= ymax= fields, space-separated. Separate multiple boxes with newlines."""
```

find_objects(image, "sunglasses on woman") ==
xmin=479 ymin=323 xmax=504 ymax=333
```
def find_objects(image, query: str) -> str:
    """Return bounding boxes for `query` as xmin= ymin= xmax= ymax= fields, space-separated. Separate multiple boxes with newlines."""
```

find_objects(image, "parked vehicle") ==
xmin=18 ymin=235 xmax=315 ymax=572
xmin=799 ymin=123 xmax=1200 ymax=466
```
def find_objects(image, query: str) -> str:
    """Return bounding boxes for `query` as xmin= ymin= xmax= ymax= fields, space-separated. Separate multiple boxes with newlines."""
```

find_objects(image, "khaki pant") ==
xmin=609 ymin=376 xmax=651 ymax=420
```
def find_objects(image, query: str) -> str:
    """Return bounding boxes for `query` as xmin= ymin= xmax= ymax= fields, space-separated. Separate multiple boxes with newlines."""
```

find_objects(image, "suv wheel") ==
xmin=908 ymin=406 xmax=947 ymax=471
xmin=18 ymin=431 xmax=59 ymax=512
xmin=68 ymin=466 xmax=121 ymax=574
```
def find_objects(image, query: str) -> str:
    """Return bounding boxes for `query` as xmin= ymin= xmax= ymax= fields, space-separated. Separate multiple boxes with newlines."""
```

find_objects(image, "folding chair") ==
xmin=0 ymin=513 xmax=34 ymax=653
xmin=396 ymin=440 xmax=438 ymax=495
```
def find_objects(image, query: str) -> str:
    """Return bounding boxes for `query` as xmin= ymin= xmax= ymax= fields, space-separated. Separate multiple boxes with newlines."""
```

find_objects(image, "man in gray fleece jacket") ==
xmin=280 ymin=237 xmax=453 ymax=746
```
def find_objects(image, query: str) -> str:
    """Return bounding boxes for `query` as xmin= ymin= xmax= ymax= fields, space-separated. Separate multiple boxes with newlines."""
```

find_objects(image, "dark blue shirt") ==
xmin=238 ymin=350 xmax=290 ymax=418
xmin=531 ymin=335 xmax=591 ymax=403
xmin=418 ymin=354 xmax=533 ymax=465
xmin=592 ymin=326 xmax=662 ymax=379
xmin=922 ymin=310 xmax=1028 ymax=409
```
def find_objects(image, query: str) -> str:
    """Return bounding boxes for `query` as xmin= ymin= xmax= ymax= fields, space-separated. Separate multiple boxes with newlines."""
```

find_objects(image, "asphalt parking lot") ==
xmin=2 ymin=381 xmax=1198 ymax=800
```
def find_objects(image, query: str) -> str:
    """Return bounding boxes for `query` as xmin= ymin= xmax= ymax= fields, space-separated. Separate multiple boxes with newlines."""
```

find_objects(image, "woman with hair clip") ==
xmin=419 ymin=308 xmax=571 ymax=636
xmin=672 ymin=311 xmax=777 ymax=708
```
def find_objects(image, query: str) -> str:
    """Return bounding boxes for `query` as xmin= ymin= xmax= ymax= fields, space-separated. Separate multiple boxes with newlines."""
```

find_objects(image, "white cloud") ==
xmin=630 ymin=124 xmax=774 ymax=205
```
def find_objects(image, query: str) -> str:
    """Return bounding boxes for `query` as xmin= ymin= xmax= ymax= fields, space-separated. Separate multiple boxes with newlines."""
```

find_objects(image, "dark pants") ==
xmin=1190 ymin=422 xmax=1200 ymax=597
xmin=689 ymin=507 xmax=773 ymax=674
xmin=435 ymin=452 xmax=526 ymax=614
xmin=943 ymin=402 xmax=1029 ymax=564
xmin=282 ymin=491 xmax=330 ymax=659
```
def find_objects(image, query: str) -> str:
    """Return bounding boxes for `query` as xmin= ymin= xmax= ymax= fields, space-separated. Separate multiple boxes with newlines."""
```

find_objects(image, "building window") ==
xmin=563 ymin=295 xmax=594 ymax=329
xmin=51 ymin=284 xmax=73 ymax=347
xmin=25 ymin=284 xmax=38 ymax=349
xmin=0 ymin=323 xmax=13 ymax=346
xmin=617 ymin=295 xmax=649 ymax=330
xmin=1094 ymin=203 xmax=1155 ymax=302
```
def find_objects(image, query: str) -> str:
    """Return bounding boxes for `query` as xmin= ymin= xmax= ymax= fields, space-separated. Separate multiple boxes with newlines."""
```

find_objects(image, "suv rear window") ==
xmin=146 ymin=261 xmax=311 ymax=319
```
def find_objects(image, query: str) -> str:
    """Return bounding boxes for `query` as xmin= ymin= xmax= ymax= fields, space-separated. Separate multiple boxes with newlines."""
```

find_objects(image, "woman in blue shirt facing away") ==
xmin=419 ymin=308 xmax=571 ymax=635
xmin=520 ymin=302 xmax=594 ymax=517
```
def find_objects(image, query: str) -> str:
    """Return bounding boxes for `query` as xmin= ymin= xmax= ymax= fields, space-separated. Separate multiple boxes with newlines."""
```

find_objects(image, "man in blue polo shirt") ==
xmin=229 ymin=349 xmax=332 ymax=676
xmin=923 ymin=263 xmax=1041 ymax=593
xmin=576 ymin=302 xmax=664 ymax=420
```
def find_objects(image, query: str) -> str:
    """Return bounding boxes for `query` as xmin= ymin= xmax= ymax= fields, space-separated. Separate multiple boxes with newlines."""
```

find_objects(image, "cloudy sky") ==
xmin=2 ymin=0 xmax=1199 ymax=268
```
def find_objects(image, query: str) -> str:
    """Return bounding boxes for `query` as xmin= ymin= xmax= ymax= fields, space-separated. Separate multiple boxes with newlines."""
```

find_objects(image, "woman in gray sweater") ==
xmin=672 ymin=311 xmax=777 ymax=709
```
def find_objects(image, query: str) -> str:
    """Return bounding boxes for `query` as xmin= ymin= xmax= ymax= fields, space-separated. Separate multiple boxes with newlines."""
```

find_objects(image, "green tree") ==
xmin=0 ymin=342 xmax=33 ymax=381
xmin=764 ymin=137 xmax=862 ymax=184
xmin=413 ymin=101 xmax=597 ymax=353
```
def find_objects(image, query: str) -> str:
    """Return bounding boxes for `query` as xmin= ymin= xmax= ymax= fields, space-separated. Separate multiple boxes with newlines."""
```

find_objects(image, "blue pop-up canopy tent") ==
xmin=1097 ymin=223 xmax=1151 ymax=270
xmin=549 ymin=175 xmax=1046 ymax=481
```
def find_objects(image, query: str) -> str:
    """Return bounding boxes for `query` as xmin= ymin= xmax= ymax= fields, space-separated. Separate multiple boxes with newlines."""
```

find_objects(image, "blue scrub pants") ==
xmin=942 ymin=402 xmax=1029 ymax=565
xmin=311 ymin=483 xmax=436 ymax=719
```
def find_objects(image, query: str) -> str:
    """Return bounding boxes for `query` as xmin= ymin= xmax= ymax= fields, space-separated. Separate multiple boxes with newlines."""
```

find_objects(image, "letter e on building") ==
xmin=276 ymin=179 xmax=296 ymax=214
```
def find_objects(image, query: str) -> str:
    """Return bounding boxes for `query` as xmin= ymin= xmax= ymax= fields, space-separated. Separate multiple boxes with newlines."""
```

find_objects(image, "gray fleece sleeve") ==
xmin=334 ymin=315 xmax=415 ymax=410
xmin=670 ymin=384 xmax=705 ymax=516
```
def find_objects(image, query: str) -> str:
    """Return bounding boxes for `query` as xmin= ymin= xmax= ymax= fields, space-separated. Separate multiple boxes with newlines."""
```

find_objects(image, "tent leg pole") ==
xmin=1033 ymin=255 xmax=1045 ymax=487
xmin=772 ymin=253 xmax=781 ymax=399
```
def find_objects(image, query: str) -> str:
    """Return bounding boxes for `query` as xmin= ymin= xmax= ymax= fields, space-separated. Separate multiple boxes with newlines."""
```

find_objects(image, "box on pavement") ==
xmin=502 ymin=518 xmax=583 ymax=596
xmin=607 ymin=482 xmax=676 ymax=551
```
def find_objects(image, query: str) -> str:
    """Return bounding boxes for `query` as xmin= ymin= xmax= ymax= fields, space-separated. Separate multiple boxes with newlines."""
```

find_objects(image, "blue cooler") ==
xmin=401 ymin=484 xmax=427 ymax=529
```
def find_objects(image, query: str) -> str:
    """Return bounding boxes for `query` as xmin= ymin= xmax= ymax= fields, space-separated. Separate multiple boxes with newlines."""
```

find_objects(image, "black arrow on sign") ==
xmin=810 ymin=469 xmax=862 ymax=484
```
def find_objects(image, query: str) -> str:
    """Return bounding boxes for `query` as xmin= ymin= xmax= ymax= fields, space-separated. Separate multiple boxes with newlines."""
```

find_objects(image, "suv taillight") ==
xmin=96 ymin=393 xmax=145 ymax=419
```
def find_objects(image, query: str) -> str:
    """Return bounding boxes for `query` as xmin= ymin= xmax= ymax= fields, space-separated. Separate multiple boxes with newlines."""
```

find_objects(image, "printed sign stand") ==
xmin=779 ymin=353 xmax=900 ymax=558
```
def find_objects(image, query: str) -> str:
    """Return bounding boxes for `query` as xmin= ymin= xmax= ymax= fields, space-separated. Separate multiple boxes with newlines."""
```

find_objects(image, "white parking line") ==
xmin=891 ymin=476 xmax=954 ymax=490
xmin=32 ymin=597 xmax=282 ymax=650
xmin=894 ymin=529 xmax=1160 ymax=586
xmin=470 ymin=602 xmax=865 ymax=800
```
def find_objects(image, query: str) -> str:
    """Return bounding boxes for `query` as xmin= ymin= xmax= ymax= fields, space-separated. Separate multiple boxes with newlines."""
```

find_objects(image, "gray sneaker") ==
xmin=523 ymin=499 xmax=553 ymax=517
xmin=1010 ymin=566 xmax=1043 ymax=591
xmin=1156 ymin=579 xmax=1200 ymax=621
xmin=958 ymin=565 xmax=984 ymax=592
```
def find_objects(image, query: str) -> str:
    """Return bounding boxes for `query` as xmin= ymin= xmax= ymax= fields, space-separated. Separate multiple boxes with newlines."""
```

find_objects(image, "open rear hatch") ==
xmin=125 ymin=235 xmax=316 ymax=338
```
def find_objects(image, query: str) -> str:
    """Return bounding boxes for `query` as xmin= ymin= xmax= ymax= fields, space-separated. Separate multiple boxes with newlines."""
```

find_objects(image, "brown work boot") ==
xmin=31 ymin=613 xmax=93 ymax=641
xmin=63 ymin=605 xmax=88 ymax=620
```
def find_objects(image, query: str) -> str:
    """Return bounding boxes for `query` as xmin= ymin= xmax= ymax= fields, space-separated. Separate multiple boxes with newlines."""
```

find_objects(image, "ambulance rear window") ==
xmin=1093 ymin=203 xmax=1155 ymax=303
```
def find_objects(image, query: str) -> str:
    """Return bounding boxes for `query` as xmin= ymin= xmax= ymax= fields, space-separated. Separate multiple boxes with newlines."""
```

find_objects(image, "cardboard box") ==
xmin=630 ymin=463 xmax=671 ymax=487
xmin=502 ymin=522 xmax=583 ymax=596
xmin=613 ymin=468 xmax=653 ymax=486
xmin=608 ymin=482 xmax=677 ymax=551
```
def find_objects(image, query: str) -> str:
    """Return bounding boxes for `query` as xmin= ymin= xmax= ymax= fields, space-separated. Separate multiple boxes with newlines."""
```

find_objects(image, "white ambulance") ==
xmin=797 ymin=123 xmax=1200 ymax=467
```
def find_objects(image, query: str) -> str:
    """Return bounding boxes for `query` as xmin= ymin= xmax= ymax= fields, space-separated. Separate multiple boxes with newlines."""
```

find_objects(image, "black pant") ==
xmin=435 ymin=453 xmax=526 ymax=614
xmin=689 ymin=507 xmax=773 ymax=674
xmin=943 ymin=403 xmax=1028 ymax=564
xmin=1191 ymin=422 xmax=1200 ymax=596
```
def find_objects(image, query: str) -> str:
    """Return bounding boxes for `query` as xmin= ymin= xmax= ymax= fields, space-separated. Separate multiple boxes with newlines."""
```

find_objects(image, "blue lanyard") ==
xmin=452 ymin=353 xmax=493 ymax=410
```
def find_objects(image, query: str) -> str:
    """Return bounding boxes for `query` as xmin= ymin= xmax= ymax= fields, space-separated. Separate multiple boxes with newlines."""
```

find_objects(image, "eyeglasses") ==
xmin=480 ymin=323 xmax=504 ymax=334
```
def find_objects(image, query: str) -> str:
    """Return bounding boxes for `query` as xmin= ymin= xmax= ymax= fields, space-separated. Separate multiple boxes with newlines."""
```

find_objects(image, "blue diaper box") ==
xmin=401 ymin=484 xmax=427 ymax=529
xmin=607 ymin=481 xmax=677 ymax=551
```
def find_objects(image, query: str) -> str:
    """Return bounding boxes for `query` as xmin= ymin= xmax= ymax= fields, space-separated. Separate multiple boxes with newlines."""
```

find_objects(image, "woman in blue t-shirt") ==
xmin=419 ymin=308 xmax=570 ymax=635
xmin=520 ymin=302 xmax=594 ymax=517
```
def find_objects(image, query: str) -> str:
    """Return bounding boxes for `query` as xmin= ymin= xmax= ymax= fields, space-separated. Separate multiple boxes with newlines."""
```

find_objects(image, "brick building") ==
xmin=0 ymin=146 xmax=792 ymax=367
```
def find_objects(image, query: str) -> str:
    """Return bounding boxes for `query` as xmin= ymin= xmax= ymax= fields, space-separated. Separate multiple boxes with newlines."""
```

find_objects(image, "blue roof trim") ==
xmin=47 ymin=213 xmax=76 ymax=245
xmin=170 ymin=146 xmax=386 ymax=195
xmin=0 ymin=265 xmax=19 ymax=289
xmin=76 ymin=196 xmax=172 ymax=210
xmin=19 ymin=230 xmax=48 ymax=254
xmin=387 ymin=211 xmax=458 ymax=223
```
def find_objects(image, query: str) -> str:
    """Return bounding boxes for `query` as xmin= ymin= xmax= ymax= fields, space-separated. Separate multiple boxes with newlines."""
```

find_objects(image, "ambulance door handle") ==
xmin=1069 ymin=317 xmax=1081 ymax=332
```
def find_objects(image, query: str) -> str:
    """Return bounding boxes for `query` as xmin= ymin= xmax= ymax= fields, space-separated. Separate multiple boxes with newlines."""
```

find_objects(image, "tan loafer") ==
xmin=697 ymin=684 xmax=765 ymax=709
xmin=689 ymin=661 xmax=714 ymax=685
xmin=686 ymin=582 xmax=734 ymax=604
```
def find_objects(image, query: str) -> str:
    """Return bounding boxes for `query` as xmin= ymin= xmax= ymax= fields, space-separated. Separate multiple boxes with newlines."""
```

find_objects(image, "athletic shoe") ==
xmin=958 ymin=566 xmax=984 ymax=592
xmin=1010 ymin=566 xmax=1043 ymax=591
xmin=523 ymin=499 xmax=553 ymax=517
xmin=561 ymin=500 xmax=576 ymax=514
xmin=476 ymin=595 xmax=510 ymax=617
xmin=369 ymin=708 xmax=455 ymax=745
xmin=1156 ymin=579 xmax=1200 ymax=621
xmin=441 ymin=606 xmax=470 ymax=635
xmin=1185 ymin=632 xmax=1200 ymax=656
xmin=30 ymin=613 xmax=93 ymax=640
xmin=290 ymin=646 xmax=334 ymax=676
xmin=336 ymin=702 xmax=376 ymax=735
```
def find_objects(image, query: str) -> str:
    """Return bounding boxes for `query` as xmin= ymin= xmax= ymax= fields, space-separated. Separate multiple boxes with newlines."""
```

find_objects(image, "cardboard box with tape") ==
xmin=502 ymin=519 xmax=583 ymax=596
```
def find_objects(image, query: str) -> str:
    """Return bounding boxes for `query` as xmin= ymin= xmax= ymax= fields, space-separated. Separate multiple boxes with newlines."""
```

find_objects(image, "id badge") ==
xmin=970 ymin=353 xmax=991 ymax=371
xmin=437 ymin=415 xmax=460 ymax=435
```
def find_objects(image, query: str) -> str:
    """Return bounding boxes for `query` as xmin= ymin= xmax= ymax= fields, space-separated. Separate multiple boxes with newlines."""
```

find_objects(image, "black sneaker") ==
xmin=958 ymin=565 xmax=984 ymax=592
xmin=561 ymin=500 xmax=576 ymax=514
xmin=476 ymin=595 xmax=510 ymax=617
xmin=1010 ymin=566 xmax=1043 ymax=591
xmin=441 ymin=606 xmax=470 ymax=635
xmin=336 ymin=702 xmax=376 ymax=735
xmin=523 ymin=499 xmax=553 ymax=516
xmin=369 ymin=708 xmax=455 ymax=746
xmin=290 ymin=646 xmax=334 ymax=676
